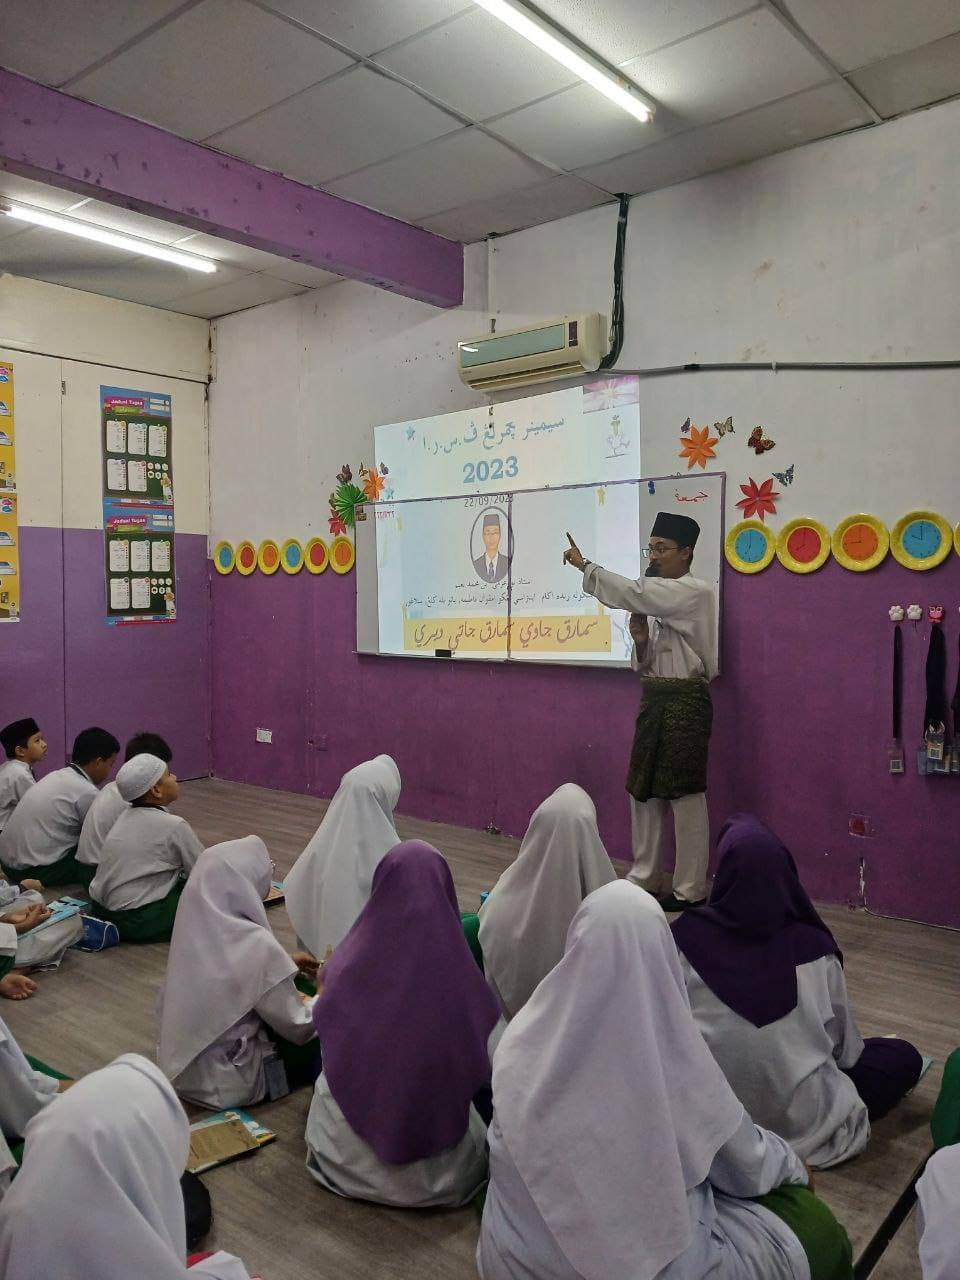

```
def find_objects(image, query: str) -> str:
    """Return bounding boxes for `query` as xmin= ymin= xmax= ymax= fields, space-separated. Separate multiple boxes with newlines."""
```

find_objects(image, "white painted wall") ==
xmin=209 ymin=96 xmax=960 ymax=541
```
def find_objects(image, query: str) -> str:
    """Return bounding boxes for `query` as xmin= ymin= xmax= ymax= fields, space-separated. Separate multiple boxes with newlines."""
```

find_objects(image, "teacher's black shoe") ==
xmin=658 ymin=893 xmax=706 ymax=913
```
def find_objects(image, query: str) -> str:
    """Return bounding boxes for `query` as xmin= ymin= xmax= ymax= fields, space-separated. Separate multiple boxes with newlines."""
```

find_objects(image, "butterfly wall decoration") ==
xmin=715 ymin=416 xmax=734 ymax=437
xmin=680 ymin=417 xmax=691 ymax=433
xmin=772 ymin=464 xmax=794 ymax=486
xmin=748 ymin=426 xmax=776 ymax=454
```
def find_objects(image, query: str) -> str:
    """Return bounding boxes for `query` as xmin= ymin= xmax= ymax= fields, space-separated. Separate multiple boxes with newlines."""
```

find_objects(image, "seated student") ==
xmin=76 ymin=731 xmax=173 ymax=888
xmin=916 ymin=1059 xmax=960 ymax=1280
xmin=285 ymin=754 xmax=401 ymax=961
xmin=0 ymin=1013 xmax=63 ymax=1198
xmin=0 ymin=1052 xmax=253 ymax=1279
xmin=0 ymin=719 xmax=46 ymax=833
xmin=90 ymin=754 xmax=203 ymax=943
xmin=0 ymin=877 xmax=81 ymax=975
xmin=306 ymin=840 xmax=502 ymax=1209
xmin=478 ymin=783 xmax=617 ymax=1018
xmin=479 ymin=880 xmax=853 ymax=1280
xmin=672 ymin=814 xmax=922 ymax=1169
xmin=158 ymin=835 xmax=318 ymax=1109
xmin=0 ymin=727 xmax=118 ymax=886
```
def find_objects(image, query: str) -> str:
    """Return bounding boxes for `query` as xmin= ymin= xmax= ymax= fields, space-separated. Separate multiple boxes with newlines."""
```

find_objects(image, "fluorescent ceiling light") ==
xmin=0 ymin=201 xmax=218 ymax=272
xmin=473 ymin=0 xmax=654 ymax=123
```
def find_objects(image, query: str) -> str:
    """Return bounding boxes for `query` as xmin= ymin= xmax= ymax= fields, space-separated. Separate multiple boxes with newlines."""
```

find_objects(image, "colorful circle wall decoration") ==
xmin=890 ymin=511 xmax=952 ymax=571
xmin=776 ymin=518 xmax=831 ymax=574
xmin=212 ymin=541 xmax=235 ymax=575
xmin=329 ymin=535 xmax=356 ymax=575
xmin=304 ymin=537 xmax=329 ymax=574
xmin=235 ymin=541 xmax=257 ymax=576
xmin=280 ymin=538 xmax=304 ymax=574
xmin=724 ymin=521 xmax=775 ymax=574
xmin=832 ymin=514 xmax=889 ymax=572
xmin=257 ymin=540 xmax=281 ymax=575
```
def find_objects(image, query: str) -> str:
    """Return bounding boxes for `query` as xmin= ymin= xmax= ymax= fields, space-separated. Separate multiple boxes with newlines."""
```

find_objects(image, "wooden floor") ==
xmin=4 ymin=778 xmax=958 ymax=1280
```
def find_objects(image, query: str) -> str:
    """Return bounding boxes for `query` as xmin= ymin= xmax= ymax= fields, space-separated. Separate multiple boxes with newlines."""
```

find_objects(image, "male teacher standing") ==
xmin=563 ymin=513 xmax=716 ymax=910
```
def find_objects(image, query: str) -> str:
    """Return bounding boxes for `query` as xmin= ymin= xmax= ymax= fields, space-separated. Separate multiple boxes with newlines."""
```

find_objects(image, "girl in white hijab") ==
xmin=158 ymin=836 xmax=317 ymax=1109
xmin=478 ymin=784 xmax=617 ymax=1019
xmin=0 ymin=1014 xmax=60 ymax=1198
xmin=917 ymin=1144 xmax=960 ymax=1279
xmin=0 ymin=1053 xmax=250 ymax=1280
xmin=479 ymin=881 xmax=853 ymax=1280
xmin=284 ymin=755 xmax=401 ymax=960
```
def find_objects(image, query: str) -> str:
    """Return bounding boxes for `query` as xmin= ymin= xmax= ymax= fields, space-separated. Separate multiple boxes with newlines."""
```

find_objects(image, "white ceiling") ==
xmin=2 ymin=0 xmax=959 ymax=317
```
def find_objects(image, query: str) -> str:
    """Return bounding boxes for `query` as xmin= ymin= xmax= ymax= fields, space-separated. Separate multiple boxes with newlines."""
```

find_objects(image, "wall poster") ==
xmin=0 ymin=362 xmax=19 ymax=622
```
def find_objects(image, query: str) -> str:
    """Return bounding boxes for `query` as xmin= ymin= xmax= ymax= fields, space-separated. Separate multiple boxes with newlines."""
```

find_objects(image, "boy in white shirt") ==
xmin=0 ymin=719 xmax=46 ymax=833
xmin=0 ymin=727 xmax=119 ymax=887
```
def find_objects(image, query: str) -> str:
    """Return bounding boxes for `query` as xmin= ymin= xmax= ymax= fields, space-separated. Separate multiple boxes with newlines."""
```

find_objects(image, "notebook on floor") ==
xmin=187 ymin=1110 xmax=275 ymax=1175
xmin=264 ymin=880 xmax=285 ymax=906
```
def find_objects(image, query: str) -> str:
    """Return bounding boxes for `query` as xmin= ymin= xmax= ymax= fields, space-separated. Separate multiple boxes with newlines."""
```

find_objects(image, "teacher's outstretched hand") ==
xmin=563 ymin=532 xmax=586 ymax=572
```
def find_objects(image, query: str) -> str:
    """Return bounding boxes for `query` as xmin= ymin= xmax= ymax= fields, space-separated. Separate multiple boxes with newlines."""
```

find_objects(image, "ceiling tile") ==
xmin=324 ymin=128 xmax=553 ymax=222
xmin=168 ymin=233 xmax=338 ymax=285
xmin=0 ymin=175 xmax=87 ymax=243
xmin=419 ymin=175 xmax=611 ymax=242
xmin=376 ymin=7 xmax=579 ymax=121
xmin=576 ymin=83 xmax=872 ymax=195
xmin=531 ymin=0 xmax=756 ymax=66
xmin=255 ymin=259 xmax=342 ymax=287
xmin=259 ymin=0 xmax=473 ymax=56
xmin=209 ymin=67 xmax=460 ymax=185
xmin=69 ymin=0 xmax=354 ymax=141
xmin=62 ymin=199 xmax=201 ymax=245
xmin=159 ymin=272 xmax=308 ymax=319
xmin=489 ymin=82 xmax=676 ymax=172
xmin=623 ymin=8 xmax=829 ymax=127
xmin=848 ymin=33 xmax=960 ymax=119
xmin=1 ymin=0 xmax=188 ymax=87
xmin=782 ymin=0 xmax=960 ymax=72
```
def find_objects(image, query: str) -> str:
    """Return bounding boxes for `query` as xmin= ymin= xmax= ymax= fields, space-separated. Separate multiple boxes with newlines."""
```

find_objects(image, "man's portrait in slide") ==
xmin=472 ymin=510 xmax=511 ymax=583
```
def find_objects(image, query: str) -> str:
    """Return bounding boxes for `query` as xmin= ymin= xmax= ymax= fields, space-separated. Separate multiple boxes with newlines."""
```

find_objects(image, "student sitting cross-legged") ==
xmin=0 ymin=1013 xmax=64 ymax=1200
xmin=0 ymin=874 xmax=81 ymax=982
xmin=672 ymin=814 xmax=923 ymax=1169
xmin=76 ymin=731 xmax=173 ymax=889
xmin=479 ymin=880 xmax=853 ymax=1280
xmin=306 ymin=839 xmax=503 ymax=1209
xmin=158 ymin=835 xmax=318 ymax=1110
xmin=0 ymin=718 xmax=46 ymax=835
xmin=89 ymin=754 xmax=202 ymax=943
xmin=0 ymin=727 xmax=118 ymax=887
xmin=0 ymin=1053 xmax=253 ymax=1280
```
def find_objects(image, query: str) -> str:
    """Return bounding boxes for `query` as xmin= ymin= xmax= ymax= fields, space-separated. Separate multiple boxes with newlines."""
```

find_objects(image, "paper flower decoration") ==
xmin=736 ymin=477 xmax=780 ymax=522
xmin=678 ymin=424 xmax=718 ymax=470
xmin=329 ymin=481 xmax=365 ymax=528
xmin=361 ymin=466 xmax=385 ymax=501
xmin=328 ymin=514 xmax=347 ymax=536
xmin=888 ymin=605 xmax=904 ymax=622
xmin=907 ymin=604 xmax=923 ymax=621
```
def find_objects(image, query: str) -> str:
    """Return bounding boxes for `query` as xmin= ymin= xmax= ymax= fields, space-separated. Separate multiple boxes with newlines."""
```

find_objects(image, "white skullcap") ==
xmin=116 ymin=753 xmax=168 ymax=802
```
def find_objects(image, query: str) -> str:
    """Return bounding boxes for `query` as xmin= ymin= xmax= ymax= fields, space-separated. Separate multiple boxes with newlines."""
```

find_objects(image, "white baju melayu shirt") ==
xmin=582 ymin=564 xmax=717 ymax=680
xmin=0 ymin=879 xmax=82 ymax=969
xmin=90 ymin=806 xmax=203 ymax=910
xmin=76 ymin=780 xmax=127 ymax=868
xmin=0 ymin=762 xmax=34 ymax=833
xmin=306 ymin=1023 xmax=502 ymax=1209
xmin=916 ymin=1143 xmax=960 ymax=1280
xmin=0 ymin=1014 xmax=59 ymax=1198
xmin=681 ymin=953 xmax=869 ymax=1169
xmin=0 ymin=766 xmax=97 ymax=870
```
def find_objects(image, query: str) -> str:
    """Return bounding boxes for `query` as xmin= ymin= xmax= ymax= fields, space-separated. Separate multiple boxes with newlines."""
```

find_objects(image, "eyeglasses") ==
xmin=641 ymin=543 xmax=679 ymax=557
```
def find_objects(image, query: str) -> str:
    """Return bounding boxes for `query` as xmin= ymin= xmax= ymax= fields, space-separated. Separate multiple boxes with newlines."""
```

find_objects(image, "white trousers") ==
xmin=629 ymin=792 xmax=710 ymax=903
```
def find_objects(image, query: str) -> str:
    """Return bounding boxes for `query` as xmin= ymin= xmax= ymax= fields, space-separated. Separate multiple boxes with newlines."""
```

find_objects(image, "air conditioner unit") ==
xmin=457 ymin=314 xmax=606 ymax=392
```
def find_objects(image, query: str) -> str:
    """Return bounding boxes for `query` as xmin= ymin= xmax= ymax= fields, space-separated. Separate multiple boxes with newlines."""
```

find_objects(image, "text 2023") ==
xmin=463 ymin=456 xmax=519 ymax=485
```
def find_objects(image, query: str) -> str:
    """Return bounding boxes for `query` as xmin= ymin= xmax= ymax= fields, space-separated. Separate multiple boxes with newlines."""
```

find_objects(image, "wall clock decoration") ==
xmin=890 ymin=511 xmax=951 ymax=571
xmin=724 ymin=520 xmax=775 ymax=573
xmin=776 ymin=518 xmax=831 ymax=574
xmin=832 ymin=515 xmax=889 ymax=572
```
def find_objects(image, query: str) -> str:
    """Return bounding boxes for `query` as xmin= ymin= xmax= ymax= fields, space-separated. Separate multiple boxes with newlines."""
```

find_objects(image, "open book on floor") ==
xmin=187 ymin=1110 xmax=276 ymax=1175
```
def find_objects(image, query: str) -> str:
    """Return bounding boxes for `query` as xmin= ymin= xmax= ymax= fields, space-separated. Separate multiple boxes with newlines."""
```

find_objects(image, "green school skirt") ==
xmin=73 ymin=862 xmax=95 ymax=890
xmin=931 ymin=1046 xmax=960 ymax=1149
xmin=461 ymin=912 xmax=484 ymax=970
xmin=11 ymin=1057 xmax=69 ymax=1168
xmin=1 ymin=849 xmax=85 ymax=888
xmin=754 ymin=1185 xmax=853 ymax=1280
xmin=91 ymin=879 xmax=185 ymax=943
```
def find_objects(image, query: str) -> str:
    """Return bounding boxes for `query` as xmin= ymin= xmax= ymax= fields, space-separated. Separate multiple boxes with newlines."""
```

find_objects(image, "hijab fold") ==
xmin=158 ymin=836 xmax=297 ymax=1081
xmin=493 ymin=881 xmax=744 ymax=1280
xmin=672 ymin=813 xmax=840 ymax=1028
xmin=478 ymin=783 xmax=616 ymax=1018
xmin=285 ymin=755 xmax=400 ymax=959
xmin=314 ymin=840 xmax=500 ymax=1165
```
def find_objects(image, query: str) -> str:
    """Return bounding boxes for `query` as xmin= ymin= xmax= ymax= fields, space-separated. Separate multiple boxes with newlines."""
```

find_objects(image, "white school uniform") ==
xmin=306 ymin=1023 xmax=502 ymax=1209
xmin=0 ymin=879 xmax=82 ymax=969
xmin=158 ymin=836 xmax=316 ymax=1110
xmin=0 ymin=1054 xmax=251 ymax=1280
xmin=681 ymin=952 xmax=870 ymax=1169
xmin=76 ymin=780 xmax=127 ymax=869
xmin=916 ymin=1144 xmax=960 ymax=1280
xmin=479 ymin=882 xmax=811 ymax=1280
xmin=90 ymin=805 xmax=203 ymax=910
xmin=0 ymin=765 xmax=97 ymax=870
xmin=0 ymin=1014 xmax=58 ymax=1199
xmin=0 ymin=762 xmax=33 ymax=833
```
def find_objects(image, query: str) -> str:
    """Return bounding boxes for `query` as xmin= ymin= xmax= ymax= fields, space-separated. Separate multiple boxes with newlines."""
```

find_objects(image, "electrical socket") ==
xmin=255 ymin=728 xmax=273 ymax=744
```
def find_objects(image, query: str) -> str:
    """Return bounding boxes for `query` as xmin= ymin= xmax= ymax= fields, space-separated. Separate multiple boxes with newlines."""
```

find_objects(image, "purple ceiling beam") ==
xmin=0 ymin=68 xmax=463 ymax=308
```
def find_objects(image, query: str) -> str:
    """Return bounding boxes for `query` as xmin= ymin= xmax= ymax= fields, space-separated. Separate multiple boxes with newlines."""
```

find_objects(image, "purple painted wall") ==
xmin=210 ymin=555 xmax=960 ymax=928
xmin=2 ymin=528 xmax=210 ymax=780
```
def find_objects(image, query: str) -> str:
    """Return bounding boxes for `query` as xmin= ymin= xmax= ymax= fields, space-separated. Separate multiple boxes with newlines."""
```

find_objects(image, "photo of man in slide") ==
xmin=473 ymin=510 xmax=511 ymax=583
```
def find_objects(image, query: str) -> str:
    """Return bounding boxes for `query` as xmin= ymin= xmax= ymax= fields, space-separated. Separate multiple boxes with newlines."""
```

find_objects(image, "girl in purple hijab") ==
xmin=305 ymin=840 xmax=503 ymax=1207
xmin=673 ymin=815 xmax=922 ymax=1168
